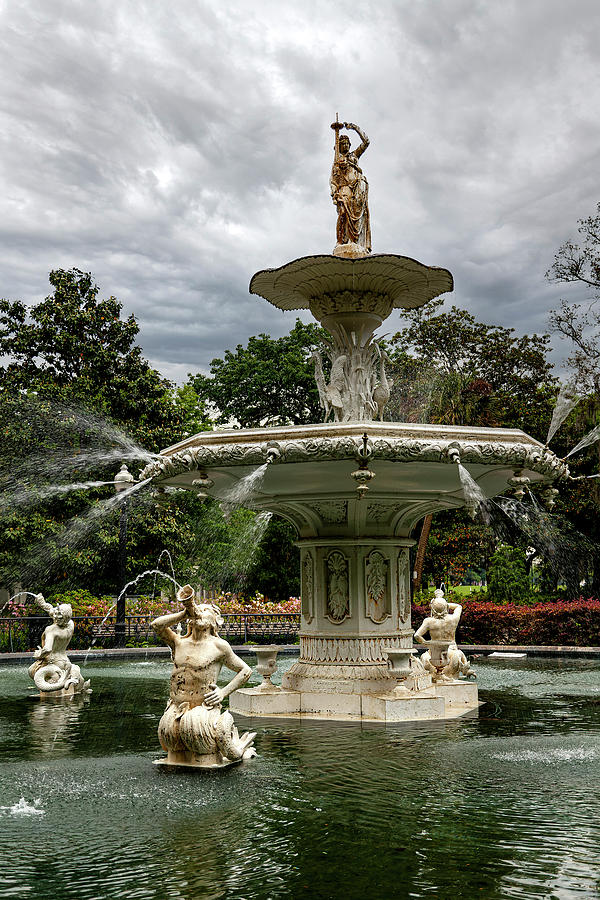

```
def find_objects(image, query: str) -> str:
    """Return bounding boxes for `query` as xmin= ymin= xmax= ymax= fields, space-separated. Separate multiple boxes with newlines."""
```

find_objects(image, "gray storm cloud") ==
xmin=1 ymin=0 xmax=599 ymax=381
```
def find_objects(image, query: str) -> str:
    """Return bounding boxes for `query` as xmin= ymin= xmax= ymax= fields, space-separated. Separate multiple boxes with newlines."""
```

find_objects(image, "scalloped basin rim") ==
xmin=249 ymin=253 xmax=454 ymax=311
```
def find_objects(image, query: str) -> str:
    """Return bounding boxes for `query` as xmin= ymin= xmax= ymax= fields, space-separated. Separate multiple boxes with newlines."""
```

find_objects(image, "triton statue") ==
xmin=151 ymin=585 xmax=256 ymax=768
xmin=28 ymin=594 xmax=91 ymax=696
xmin=414 ymin=589 xmax=476 ymax=682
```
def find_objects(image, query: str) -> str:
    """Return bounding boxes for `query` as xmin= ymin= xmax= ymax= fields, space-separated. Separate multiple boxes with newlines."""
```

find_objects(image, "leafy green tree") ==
xmin=174 ymin=382 xmax=212 ymax=438
xmin=487 ymin=545 xmax=532 ymax=605
xmin=545 ymin=206 xmax=600 ymax=595
xmin=244 ymin=518 xmax=300 ymax=602
xmin=390 ymin=301 xmax=556 ymax=590
xmin=388 ymin=300 xmax=556 ymax=438
xmin=0 ymin=270 xmax=192 ymax=593
xmin=191 ymin=319 xmax=326 ymax=427
xmin=421 ymin=510 xmax=495 ymax=589
xmin=0 ymin=268 xmax=182 ymax=452
xmin=547 ymin=202 xmax=600 ymax=396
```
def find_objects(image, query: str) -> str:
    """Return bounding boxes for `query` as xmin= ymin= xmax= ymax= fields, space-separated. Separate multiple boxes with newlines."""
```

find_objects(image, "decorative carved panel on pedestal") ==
xmin=365 ymin=550 xmax=390 ymax=623
xmin=301 ymin=551 xmax=315 ymax=623
xmin=325 ymin=550 xmax=350 ymax=623
xmin=397 ymin=551 xmax=411 ymax=623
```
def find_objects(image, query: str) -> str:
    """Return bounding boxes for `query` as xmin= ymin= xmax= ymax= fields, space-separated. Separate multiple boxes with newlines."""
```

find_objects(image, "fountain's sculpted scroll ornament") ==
xmin=330 ymin=119 xmax=371 ymax=258
xmin=151 ymin=585 xmax=256 ymax=768
xmin=326 ymin=551 xmax=350 ymax=622
xmin=414 ymin=589 xmax=476 ymax=682
xmin=28 ymin=594 xmax=91 ymax=695
xmin=365 ymin=551 xmax=389 ymax=623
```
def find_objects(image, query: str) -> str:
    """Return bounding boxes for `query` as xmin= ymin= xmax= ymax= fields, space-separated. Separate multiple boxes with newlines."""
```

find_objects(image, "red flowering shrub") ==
xmin=411 ymin=598 xmax=600 ymax=646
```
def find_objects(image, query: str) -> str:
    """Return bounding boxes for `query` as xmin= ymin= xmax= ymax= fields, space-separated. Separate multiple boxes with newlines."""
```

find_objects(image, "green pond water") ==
xmin=1 ymin=655 xmax=599 ymax=900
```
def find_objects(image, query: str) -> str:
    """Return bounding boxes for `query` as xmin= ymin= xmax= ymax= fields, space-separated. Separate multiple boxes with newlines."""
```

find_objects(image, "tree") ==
xmin=388 ymin=300 xmax=556 ymax=437
xmin=420 ymin=510 xmax=495 ymax=590
xmin=244 ymin=518 xmax=300 ymax=602
xmin=0 ymin=269 xmax=192 ymax=593
xmin=487 ymin=545 xmax=532 ymax=605
xmin=547 ymin=202 xmax=600 ymax=396
xmin=191 ymin=319 xmax=326 ymax=427
xmin=0 ymin=268 xmax=182 ymax=452
xmin=546 ymin=206 xmax=600 ymax=595
xmin=388 ymin=301 xmax=557 ymax=592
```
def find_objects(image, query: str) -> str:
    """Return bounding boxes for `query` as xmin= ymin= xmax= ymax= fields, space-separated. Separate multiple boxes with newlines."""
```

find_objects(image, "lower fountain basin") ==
xmin=139 ymin=422 xmax=569 ymax=724
xmin=2 ymin=655 xmax=599 ymax=900
xmin=142 ymin=421 xmax=567 ymax=538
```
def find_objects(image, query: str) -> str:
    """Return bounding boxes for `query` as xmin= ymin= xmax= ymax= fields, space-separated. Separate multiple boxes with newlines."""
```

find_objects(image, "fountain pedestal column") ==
xmin=232 ymin=538 xmax=459 ymax=721
xmin=280 ymin=538 xmax=413 ymax=716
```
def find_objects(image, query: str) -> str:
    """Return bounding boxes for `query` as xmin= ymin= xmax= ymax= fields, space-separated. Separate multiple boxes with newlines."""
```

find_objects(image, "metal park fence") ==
xmin=0 ymin=613 xmax=301 ymax=653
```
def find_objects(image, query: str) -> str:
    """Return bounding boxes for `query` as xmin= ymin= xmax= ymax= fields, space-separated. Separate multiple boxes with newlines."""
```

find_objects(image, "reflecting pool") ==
xmin=1 ymin=656 xmax=599 ymax=899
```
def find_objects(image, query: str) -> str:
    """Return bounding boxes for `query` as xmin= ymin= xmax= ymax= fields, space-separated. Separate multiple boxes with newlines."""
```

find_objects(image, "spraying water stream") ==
xmin=546 ymin=381 xmax=579 ymax=446
xmin=565 ymin=423 xmax=600 ymax=458
xmin=220 ymin=463 xmax=269 ymax=510
xmin=457 ymin=463 xmax=491 ymax=524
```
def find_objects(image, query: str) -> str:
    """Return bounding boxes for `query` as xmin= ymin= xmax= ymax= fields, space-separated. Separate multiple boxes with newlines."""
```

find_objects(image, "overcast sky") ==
xmin=1 ymin=0 xmax=599 ymax=383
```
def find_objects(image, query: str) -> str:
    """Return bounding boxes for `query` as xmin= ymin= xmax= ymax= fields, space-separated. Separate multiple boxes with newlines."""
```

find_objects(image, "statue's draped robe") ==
xmin=330 ymin=153 xmax=371 ymax=252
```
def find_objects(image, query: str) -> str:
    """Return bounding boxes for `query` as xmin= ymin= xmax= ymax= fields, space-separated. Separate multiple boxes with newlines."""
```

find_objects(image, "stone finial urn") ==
xmin=255 ymin=647 xmax=280 ymax=692
xmin=383 ymin=647 xmax=416 ymax=678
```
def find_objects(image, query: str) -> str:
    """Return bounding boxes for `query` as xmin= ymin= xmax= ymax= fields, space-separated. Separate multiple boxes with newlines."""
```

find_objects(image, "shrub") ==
xmin=411 ymin=598 xmax=600 ymax=646
xmin=46 ymin=589 xmax=116 ymax=616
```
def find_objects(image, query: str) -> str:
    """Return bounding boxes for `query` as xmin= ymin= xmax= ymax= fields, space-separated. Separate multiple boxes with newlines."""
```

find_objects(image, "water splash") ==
xmin=150 ymin=550 xmax=177 ymax=602
xmin=220 ymin=463 xmax=268 ymax=510
xmin=493 ymin=493 xmax=596 ymax=589
xmin=0 ymin=399 xmax=158 ymax=488
xmin=546 ymin=381 xmax=579 ymax=446
xmin=82 ymin=566 xmax=182 ymax=663
xmin=115 ymin=567 xmax=181 ymax=609
xmin=0 ymin=798 xmax=45 ymax=817
xmin=154 ymin=550 xmax=176 ymax=582
xmin=10 ymin=477 xmax=152 ymax=589
xmin=492 ymin=747 xmax=596 ymax=763
xmin=457 ymin=464 xmax=491 ymax=524
xmin=0 ymin=590 xmax=40 ymax=617
xmin=386 ymin=363 xmax=439 ymax=424
xmin=565 ymin=423 xmax=600 ymax=458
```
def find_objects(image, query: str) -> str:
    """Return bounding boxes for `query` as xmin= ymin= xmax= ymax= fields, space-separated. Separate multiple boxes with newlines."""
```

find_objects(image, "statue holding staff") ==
xmin=330 ymin=116 xmax=371 ymax=257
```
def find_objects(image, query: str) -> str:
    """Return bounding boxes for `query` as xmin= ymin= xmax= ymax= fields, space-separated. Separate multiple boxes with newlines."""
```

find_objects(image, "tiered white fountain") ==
xmin=141 ymin=120 xmax=567 ymax=722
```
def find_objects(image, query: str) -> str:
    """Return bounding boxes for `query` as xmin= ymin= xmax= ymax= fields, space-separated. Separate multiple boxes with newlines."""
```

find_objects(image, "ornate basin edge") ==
xmin=140 ymin=435 xmax=569 ymax=484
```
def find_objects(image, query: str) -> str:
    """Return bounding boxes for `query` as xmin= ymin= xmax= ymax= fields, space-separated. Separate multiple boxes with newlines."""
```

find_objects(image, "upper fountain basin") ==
xmin=141 ymin=422 xmax=568 ymax=538
xmin=250 ymin=254 xmax=454 ymax=319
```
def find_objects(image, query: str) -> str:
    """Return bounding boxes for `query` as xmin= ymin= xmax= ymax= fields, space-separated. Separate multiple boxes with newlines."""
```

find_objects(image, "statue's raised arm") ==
xmin=344 ymin=122 xmax=369 ymax=158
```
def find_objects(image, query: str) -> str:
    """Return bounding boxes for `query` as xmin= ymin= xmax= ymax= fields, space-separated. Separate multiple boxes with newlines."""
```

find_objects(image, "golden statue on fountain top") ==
xmin=330 ymin=115 xmax=371 ymax=258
